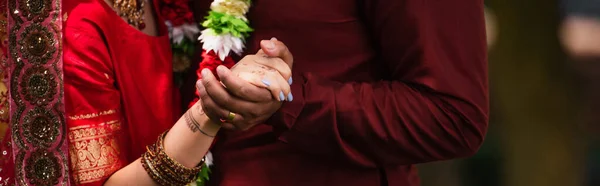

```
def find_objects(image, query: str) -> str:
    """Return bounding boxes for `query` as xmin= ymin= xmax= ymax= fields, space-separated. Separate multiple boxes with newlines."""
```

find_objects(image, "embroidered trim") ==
xmin=8 ymin=0 xmax=69 ymax=184
xmin=68 ymin=109 xmax=117 ymax=120
xmin=69 ymin=120 xmax=122 ymax=184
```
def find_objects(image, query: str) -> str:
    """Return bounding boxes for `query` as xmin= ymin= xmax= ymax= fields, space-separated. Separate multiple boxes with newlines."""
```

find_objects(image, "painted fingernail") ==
xmin=287 ymin=92 xmax=293 ymax=102
xmin=279 ymin=91 xmax=285 ymax=101
xmin=288 ymin=77 xmax=293 ymax=85
xmin=261 ymin=79 xmax=271 ymax=87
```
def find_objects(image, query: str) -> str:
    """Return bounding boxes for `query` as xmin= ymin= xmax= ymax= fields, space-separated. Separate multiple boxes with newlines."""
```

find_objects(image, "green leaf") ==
xmin=201 ymin=11 xmax=253 ymax=39
xmin=194 ymin=162 xmax=212 ymax=186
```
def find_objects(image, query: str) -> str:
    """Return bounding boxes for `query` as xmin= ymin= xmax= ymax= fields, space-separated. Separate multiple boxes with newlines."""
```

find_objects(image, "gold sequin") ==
xmin=19 ymin=66 xmax=57 ymax=105
xmin=18 ymin=0 xmax=52 ymax=22
xmin=9 ymin=0 xmax=68 ymax=184
xmin=19 ymin=23 xmax=56 ymax=65
xmin=24 ymin=149 xmax=61 ymax=185
xmin=22 ymin=107 xmax=60 ymax=148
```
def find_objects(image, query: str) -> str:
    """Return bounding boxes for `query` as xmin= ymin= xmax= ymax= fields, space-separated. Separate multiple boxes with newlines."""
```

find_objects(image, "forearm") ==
xmin=105 ymin=103 xmax=220 ymax=185
xmin=271 ymin=73 xmax=488 ymax=167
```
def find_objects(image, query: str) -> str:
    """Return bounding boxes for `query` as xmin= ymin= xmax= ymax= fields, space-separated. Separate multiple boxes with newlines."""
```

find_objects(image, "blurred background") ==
xmin=417 ymin=0 xmax=600 ymax=186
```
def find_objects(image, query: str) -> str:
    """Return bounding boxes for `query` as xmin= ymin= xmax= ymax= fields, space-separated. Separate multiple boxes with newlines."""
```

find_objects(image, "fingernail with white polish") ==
xmin=279 ymin=91 xmax=285 ymax=101
xmin=287 ymin=93 xmax=293 ymax=102
xmin=261 ymin=79 xmax=271 ymax=87
xmin=288 ymin=77 xmax=293 ymax=85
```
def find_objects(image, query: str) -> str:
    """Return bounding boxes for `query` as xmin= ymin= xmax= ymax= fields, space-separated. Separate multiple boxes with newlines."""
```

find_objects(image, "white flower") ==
xmin=205 ymin=151 xmax=214 ymax=167
xmin=169 ymin=22 xmax=201 ymax=44
xmin=210 ymin=0 xmax=250 ymax=20
xmin=198 ymin=29 xmax=245 ymax=61
xmin=165 ymin=21 xmax=174 ymax=39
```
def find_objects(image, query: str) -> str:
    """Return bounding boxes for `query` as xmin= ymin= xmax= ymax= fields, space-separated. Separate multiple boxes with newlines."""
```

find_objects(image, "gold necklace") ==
xmin=112 ymin=0 xmax=146 ymax=29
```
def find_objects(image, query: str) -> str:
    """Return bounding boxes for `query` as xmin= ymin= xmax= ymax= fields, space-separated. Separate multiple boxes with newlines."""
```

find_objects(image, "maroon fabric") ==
xmin=192 ymin=0 xmax=489 ymax=185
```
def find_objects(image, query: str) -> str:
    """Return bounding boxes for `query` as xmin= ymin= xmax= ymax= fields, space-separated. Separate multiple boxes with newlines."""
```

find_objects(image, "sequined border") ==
xmin=8 ymin=0 xmax=69 ymax=184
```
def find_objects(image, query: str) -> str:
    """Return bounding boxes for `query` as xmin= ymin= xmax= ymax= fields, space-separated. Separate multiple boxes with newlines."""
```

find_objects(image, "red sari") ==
xmin=1 ymin=0 xmax=180 ymax=185
xmin=64 ymin=0 xmax=180 ymax=184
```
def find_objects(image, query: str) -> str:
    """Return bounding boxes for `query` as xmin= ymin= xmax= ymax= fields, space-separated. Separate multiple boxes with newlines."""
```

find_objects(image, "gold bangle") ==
xmin=141 ymin=151 xmax=170 ymax=185
xmin=141 ymin=131 xmax=205 ymax=185
xmin=157 ymin=131 xmax=204 ymax=174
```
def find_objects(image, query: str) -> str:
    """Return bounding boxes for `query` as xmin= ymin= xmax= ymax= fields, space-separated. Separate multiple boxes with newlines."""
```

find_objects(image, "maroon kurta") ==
xmin=197 ymin=0 xmax=489 ymax=185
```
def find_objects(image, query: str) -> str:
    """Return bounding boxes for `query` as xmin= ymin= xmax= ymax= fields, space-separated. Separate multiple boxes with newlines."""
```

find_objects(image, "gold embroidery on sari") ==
xmin=69 ymin=120 xmax=122 ymax=184
xmin=68 ymin=109 xmax=117 ymax=120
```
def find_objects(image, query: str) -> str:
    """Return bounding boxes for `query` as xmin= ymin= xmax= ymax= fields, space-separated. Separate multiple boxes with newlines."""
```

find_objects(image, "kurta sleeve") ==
xmin=64 ymin=24 xmax=126 ymax=185
xmin=269 ymin=0 xmax=489 ymax=168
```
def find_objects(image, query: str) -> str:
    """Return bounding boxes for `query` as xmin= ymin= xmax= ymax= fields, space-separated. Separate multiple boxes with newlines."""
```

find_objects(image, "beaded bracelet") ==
xmin=141 ymin=131 xmax=205 ymax=185
xmin=145 ymin=145 xmax=190 ymax=185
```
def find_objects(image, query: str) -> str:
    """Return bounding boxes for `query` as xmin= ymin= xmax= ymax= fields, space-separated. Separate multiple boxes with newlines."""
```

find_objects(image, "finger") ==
xmin=197 ymin=80 xmax=246 ymax=126
xmin=202 ymin=68 xmax=261 ymax=115
xmin=252 ymin=56 xmax=292 ymax=83
xmin=196 ymin=80 xmax=227 ymax=122
xmin=237 ymin=71 xmax=270 ymax=89
xmin=273 ymin=70 xmax=293 ymax=102
xmin=215 ymin=65 xmax=272 ymax=102
xmin=263 ymin=70 xmax=291 ymax=101
xmin=258 ymin=37 xmax=293 ymax=68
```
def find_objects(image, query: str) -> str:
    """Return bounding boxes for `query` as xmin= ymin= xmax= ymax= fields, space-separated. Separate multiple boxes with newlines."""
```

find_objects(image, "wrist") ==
xmin=190 ymin=104 xmax=221 ymax=136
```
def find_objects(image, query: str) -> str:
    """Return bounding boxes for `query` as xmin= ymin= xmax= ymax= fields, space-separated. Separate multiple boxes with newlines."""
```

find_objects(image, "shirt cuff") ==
xmin=265 ymin=73 xmax=306 ymax=135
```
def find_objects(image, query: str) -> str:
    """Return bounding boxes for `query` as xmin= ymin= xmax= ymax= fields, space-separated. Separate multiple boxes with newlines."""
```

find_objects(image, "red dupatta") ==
xmin=0 ymin=0 xmax=70 ymax=185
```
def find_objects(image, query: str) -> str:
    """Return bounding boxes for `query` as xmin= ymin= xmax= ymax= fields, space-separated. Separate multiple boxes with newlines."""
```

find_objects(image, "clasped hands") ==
xmin=196 ymin=38 xmax=294 ymax=130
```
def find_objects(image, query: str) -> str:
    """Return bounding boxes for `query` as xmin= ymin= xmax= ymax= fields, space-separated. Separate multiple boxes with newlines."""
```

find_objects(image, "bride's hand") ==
xmin=196 ymin=38 xmax=293 ymax=130
xmin=230 ymin=39 xmax=293 ymax=101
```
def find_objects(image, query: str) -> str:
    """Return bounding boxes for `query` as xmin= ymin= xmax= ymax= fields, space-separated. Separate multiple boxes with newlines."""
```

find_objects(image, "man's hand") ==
xmin=197 ymin=38 xmax=294 ymax=130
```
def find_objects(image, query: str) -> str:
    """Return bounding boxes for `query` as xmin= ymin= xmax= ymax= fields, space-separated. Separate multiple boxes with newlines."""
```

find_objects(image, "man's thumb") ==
xmin=259 ymin=37 xmax=293 ymax=68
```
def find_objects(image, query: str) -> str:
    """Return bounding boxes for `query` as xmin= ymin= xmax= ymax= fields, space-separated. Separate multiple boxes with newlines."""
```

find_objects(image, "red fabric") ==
xmin=61 ymin=0 xmax=178 ymax=185
xmin=0 ymin=0 xmax=12 ymax=181
xmin=159 ymin=0 xmax=195 ymax=26
xmin=0 ymin=129 xmax=13 ymax=183
xmin=194 ymin=0 xmax=489 ymax=185
xmin=190 ymin=50 xmax=235 ymax=107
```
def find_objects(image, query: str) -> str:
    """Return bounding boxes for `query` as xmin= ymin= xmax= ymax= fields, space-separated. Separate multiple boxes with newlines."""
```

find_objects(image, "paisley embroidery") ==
xmin=69 ymin=120 xmax=122 ymax=184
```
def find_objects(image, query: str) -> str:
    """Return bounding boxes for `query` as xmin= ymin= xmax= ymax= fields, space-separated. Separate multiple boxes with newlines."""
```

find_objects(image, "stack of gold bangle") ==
xmin=141 ymin=131 xmax=204 ymax=185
